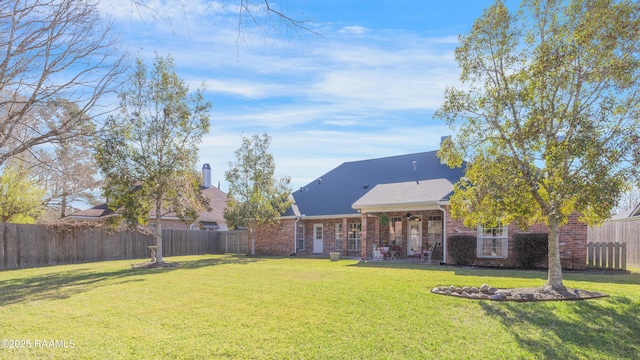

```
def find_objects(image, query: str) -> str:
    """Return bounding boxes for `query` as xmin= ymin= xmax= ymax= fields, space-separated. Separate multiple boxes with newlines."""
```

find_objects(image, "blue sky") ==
xmin=97 ymin=0 xmax=501 ymax=192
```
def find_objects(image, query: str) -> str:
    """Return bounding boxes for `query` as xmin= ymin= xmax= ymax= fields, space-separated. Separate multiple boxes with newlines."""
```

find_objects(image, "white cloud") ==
xmin=339 ymin=26 xmax=367 ymax=35
xmin=101 ymin=4 xmax=465 ymax=193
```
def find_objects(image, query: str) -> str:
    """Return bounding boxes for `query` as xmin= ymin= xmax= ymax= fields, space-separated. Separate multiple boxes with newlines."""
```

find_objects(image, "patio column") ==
xmin=361 ymin=212 xmax=367 ymax=260
xmin=342 ymin=217 xmax=348 ymax=256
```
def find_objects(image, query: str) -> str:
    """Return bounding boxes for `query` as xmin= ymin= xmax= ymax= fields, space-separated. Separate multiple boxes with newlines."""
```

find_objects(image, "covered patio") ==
xmin=351 ymin=179 xmax=454 ymax=263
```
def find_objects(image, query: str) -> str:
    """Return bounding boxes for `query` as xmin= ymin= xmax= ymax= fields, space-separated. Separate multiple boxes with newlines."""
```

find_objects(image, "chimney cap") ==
xmin=202 ymin=163 xmax=211 ymax=170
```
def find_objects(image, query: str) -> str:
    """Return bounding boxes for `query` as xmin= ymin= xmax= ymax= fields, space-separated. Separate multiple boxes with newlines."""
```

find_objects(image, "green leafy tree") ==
xmin=0 ymin=160 xmax=45 ymax=224
xmin=95 ymin=54 xmax=211 ymax=263
xmin=224 ymin=133 xmax=292 ymax=255
xmin=0 ymin=160 xmax=45 ymax=267
xmin=436 ymin=0 xmax=640 ymax=290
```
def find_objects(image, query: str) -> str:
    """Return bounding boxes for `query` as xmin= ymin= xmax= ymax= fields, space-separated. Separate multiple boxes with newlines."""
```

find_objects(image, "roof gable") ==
xmin=352 ymin=179 xmax=454 ymax=211
xmin=290 ymin=150 xmax=465 ymax=217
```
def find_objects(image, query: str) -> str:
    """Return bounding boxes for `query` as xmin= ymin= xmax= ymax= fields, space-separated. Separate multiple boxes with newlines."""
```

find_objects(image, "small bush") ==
xmin=448 ymin=235 xmax=476 ymax=266
xmin=513 ymin=233 xmax=548 ymax=269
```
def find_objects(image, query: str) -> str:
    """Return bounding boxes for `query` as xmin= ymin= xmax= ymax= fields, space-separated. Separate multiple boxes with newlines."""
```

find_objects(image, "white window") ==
xmin=296 ymin=223 xmax=304 ymax=250
xmin=427 ymin=215 xmax=442 ymax=245
xmin=335 ymin=223 xmax=343 ymax=250
xmin=477 ymin=222 xmax=508 ymax=258
xmin=348 ymin=223 xmax=361 ymax=251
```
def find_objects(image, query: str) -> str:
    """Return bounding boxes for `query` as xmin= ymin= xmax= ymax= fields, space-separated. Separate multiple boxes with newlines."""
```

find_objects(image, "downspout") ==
xmin=294 ymin=217 xmax=300 ymax=255
xmin=438 ymin=203 xmax=447 ymax=264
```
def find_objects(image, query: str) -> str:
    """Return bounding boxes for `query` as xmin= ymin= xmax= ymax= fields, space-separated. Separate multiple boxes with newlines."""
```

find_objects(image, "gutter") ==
xmin=294 ymin=217 xmax=300 ymax=255
xmin=438 ymin=202 xmax=448 ymax=264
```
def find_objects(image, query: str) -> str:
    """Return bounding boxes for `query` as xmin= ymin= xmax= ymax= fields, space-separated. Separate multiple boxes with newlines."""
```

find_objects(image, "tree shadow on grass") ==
xmin=480 ymin=296 xmax=640 ymax=359
xmin=351 ymin=262 xmax=640 ymax=287
xmin=0 ymin=268 xmax=147 ymax=306
xmin=176 ymin=254 xmax=261 ymax=269
xmin=0 ymin=255 xmax=260 ymax=306
xmin=449 ymin=266 xmax=640 ymax=286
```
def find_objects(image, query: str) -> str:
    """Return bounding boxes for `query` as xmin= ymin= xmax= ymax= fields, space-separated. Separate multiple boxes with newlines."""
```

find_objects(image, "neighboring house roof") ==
xmin=610 ymin=203 xmax=640 ymax=221
xmin=287 ymin=150 xmax=465 ymax=218
xmin=65 ymin=185 xmax=228 ymax=229
xmin=64 ymin=203 xmax=115 ymax=220
xmin=152 ymin=186 xmax=228 ymax=230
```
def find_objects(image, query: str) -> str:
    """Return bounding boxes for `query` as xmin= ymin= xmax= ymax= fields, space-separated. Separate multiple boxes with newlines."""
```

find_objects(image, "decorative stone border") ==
xmin=431 ymin=284 xmax=609 ymax=302
xmin=432 ymin=284 xmax=506 ymax=300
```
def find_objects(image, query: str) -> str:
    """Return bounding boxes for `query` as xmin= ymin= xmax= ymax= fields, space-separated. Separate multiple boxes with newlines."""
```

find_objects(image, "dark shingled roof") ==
xmin=288 ymin=150 xmax=465 ymax=217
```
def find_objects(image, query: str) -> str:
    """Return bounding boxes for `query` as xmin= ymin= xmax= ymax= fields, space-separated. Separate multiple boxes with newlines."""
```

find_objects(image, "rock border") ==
xmin=431 ymin=284 xmax=609 ymax=302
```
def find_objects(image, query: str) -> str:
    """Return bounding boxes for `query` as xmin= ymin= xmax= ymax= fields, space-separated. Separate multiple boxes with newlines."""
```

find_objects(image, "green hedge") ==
xmin=448 ymin=235 xmax=476 ymax=266
xmin=513 ymin=233 xmax=548 ymax=269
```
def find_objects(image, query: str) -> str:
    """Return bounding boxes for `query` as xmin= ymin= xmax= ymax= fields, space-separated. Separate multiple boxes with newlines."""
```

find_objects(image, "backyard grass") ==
xmin=0 ymin=255 xmax=638 ymax=359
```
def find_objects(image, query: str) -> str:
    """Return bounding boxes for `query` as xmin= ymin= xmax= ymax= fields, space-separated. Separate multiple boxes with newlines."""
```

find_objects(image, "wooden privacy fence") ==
xmin=218 ymin=231 xmax=249 ymax=254
xmin=0 ymin=223 xmax=248 ymax=270
xmin=588 ymin=219 xmax=640 ymax=269
xmin=587 ymin=242 xmax=627 ymax=270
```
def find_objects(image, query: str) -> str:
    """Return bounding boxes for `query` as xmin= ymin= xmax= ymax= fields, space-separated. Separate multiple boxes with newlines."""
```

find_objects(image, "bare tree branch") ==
xmin=0 ymin=0 xmax=127 ymax=167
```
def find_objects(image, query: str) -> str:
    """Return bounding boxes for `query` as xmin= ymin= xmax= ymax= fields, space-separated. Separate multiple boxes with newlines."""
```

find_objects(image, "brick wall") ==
xmin=253 ymin=219 xmax=296 ymax=255
xmin=160 ymin=219 xmax=191 ymax=230
xmin=253 ymin=208 xmax=588 ymax=269
xmin=445 ymin=206 xmax=587 ymax=269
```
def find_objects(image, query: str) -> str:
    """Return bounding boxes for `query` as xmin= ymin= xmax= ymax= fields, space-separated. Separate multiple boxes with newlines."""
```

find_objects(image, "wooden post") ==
xmin=147 ymin=246 xmax=158 ymax=263
xmin=361 ymin=213 xmax=367 ymax=261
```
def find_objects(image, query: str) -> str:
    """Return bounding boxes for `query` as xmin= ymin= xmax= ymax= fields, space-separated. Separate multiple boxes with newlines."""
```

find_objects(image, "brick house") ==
xmin=255 ymin=150 xmax=588 ymax=269
xmin=65 ymin=164 xmax=228 ymax=231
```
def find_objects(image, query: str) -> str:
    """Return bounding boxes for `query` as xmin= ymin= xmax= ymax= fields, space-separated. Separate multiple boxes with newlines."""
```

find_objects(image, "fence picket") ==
xmin=587 ymin=241 xmax=627 ymax=270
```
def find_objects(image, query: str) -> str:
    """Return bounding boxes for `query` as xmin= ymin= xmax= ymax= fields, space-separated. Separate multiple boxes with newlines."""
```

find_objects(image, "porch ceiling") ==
xmin=351 ymin=178 xmax=453 ymax=213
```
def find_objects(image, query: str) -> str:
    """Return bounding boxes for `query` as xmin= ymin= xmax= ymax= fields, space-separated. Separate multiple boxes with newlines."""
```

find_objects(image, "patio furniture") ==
xmin=411 ymin=248 xmax=424 ymax=262
xmin=389 ymin=245 xmax=402 ymax=260
xmin=423 ymin=247 xmax=434 ymax=264
xmin=379 ymin=246 xmax=390 ymax=261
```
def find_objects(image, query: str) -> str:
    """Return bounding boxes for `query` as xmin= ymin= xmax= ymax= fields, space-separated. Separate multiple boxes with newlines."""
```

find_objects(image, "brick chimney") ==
xmin=202 ymin=163 xmax=211 ymax=188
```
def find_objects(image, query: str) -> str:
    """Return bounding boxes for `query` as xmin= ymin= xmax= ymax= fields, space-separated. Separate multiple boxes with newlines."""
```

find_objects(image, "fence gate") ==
xmin=587 ymin=242 xmax=627 ymax=270
xmin=218 ymin=231 xmax=248 ymax=254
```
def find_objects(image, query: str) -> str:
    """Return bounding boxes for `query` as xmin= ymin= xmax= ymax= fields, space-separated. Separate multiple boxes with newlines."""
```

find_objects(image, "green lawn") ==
xmin=1 ymin=255 xmax=638 ymax=359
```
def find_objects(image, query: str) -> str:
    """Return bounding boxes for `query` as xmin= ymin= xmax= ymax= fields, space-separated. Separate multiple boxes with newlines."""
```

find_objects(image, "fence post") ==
xmin=621 ymin=242 xmax=627 ymax=271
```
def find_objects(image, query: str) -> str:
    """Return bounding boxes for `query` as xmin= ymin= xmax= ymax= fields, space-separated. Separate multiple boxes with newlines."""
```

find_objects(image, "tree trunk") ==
xmin=60 ymin=194 xmax=67 ymax=219
xmin=545 ymin=219 xmax=565 ymax=291
xmin=1 ymin=222 xmax=6 ymax=269
xmin=155 ymin=199 xmax=164 ymax=263
xmin=249 ymin=223 xmax=255 ymax=256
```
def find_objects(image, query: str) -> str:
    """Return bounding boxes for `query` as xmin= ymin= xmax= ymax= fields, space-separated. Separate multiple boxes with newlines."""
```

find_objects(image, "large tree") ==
xmin=224 ymin=133 xmax=291 ymax=256
xmin=95 ymin=54 xmax=211 ymax=263
xmin=436 ymin=0 xmax=640 ymax=290
xmin=20 ymin=101 xmax=101 ymax=219
xmin=0 ymin=0 xmax=126 ymax=167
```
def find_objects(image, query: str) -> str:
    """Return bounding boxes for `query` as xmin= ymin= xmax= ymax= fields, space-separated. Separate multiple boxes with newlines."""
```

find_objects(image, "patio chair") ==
xmin=411 ymin=247 xmax=424 ymax=262
xmin=390 ymin=245 xmax=402 ymax=260
xmin=379 ymin=246 xmax=390 ymax=261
